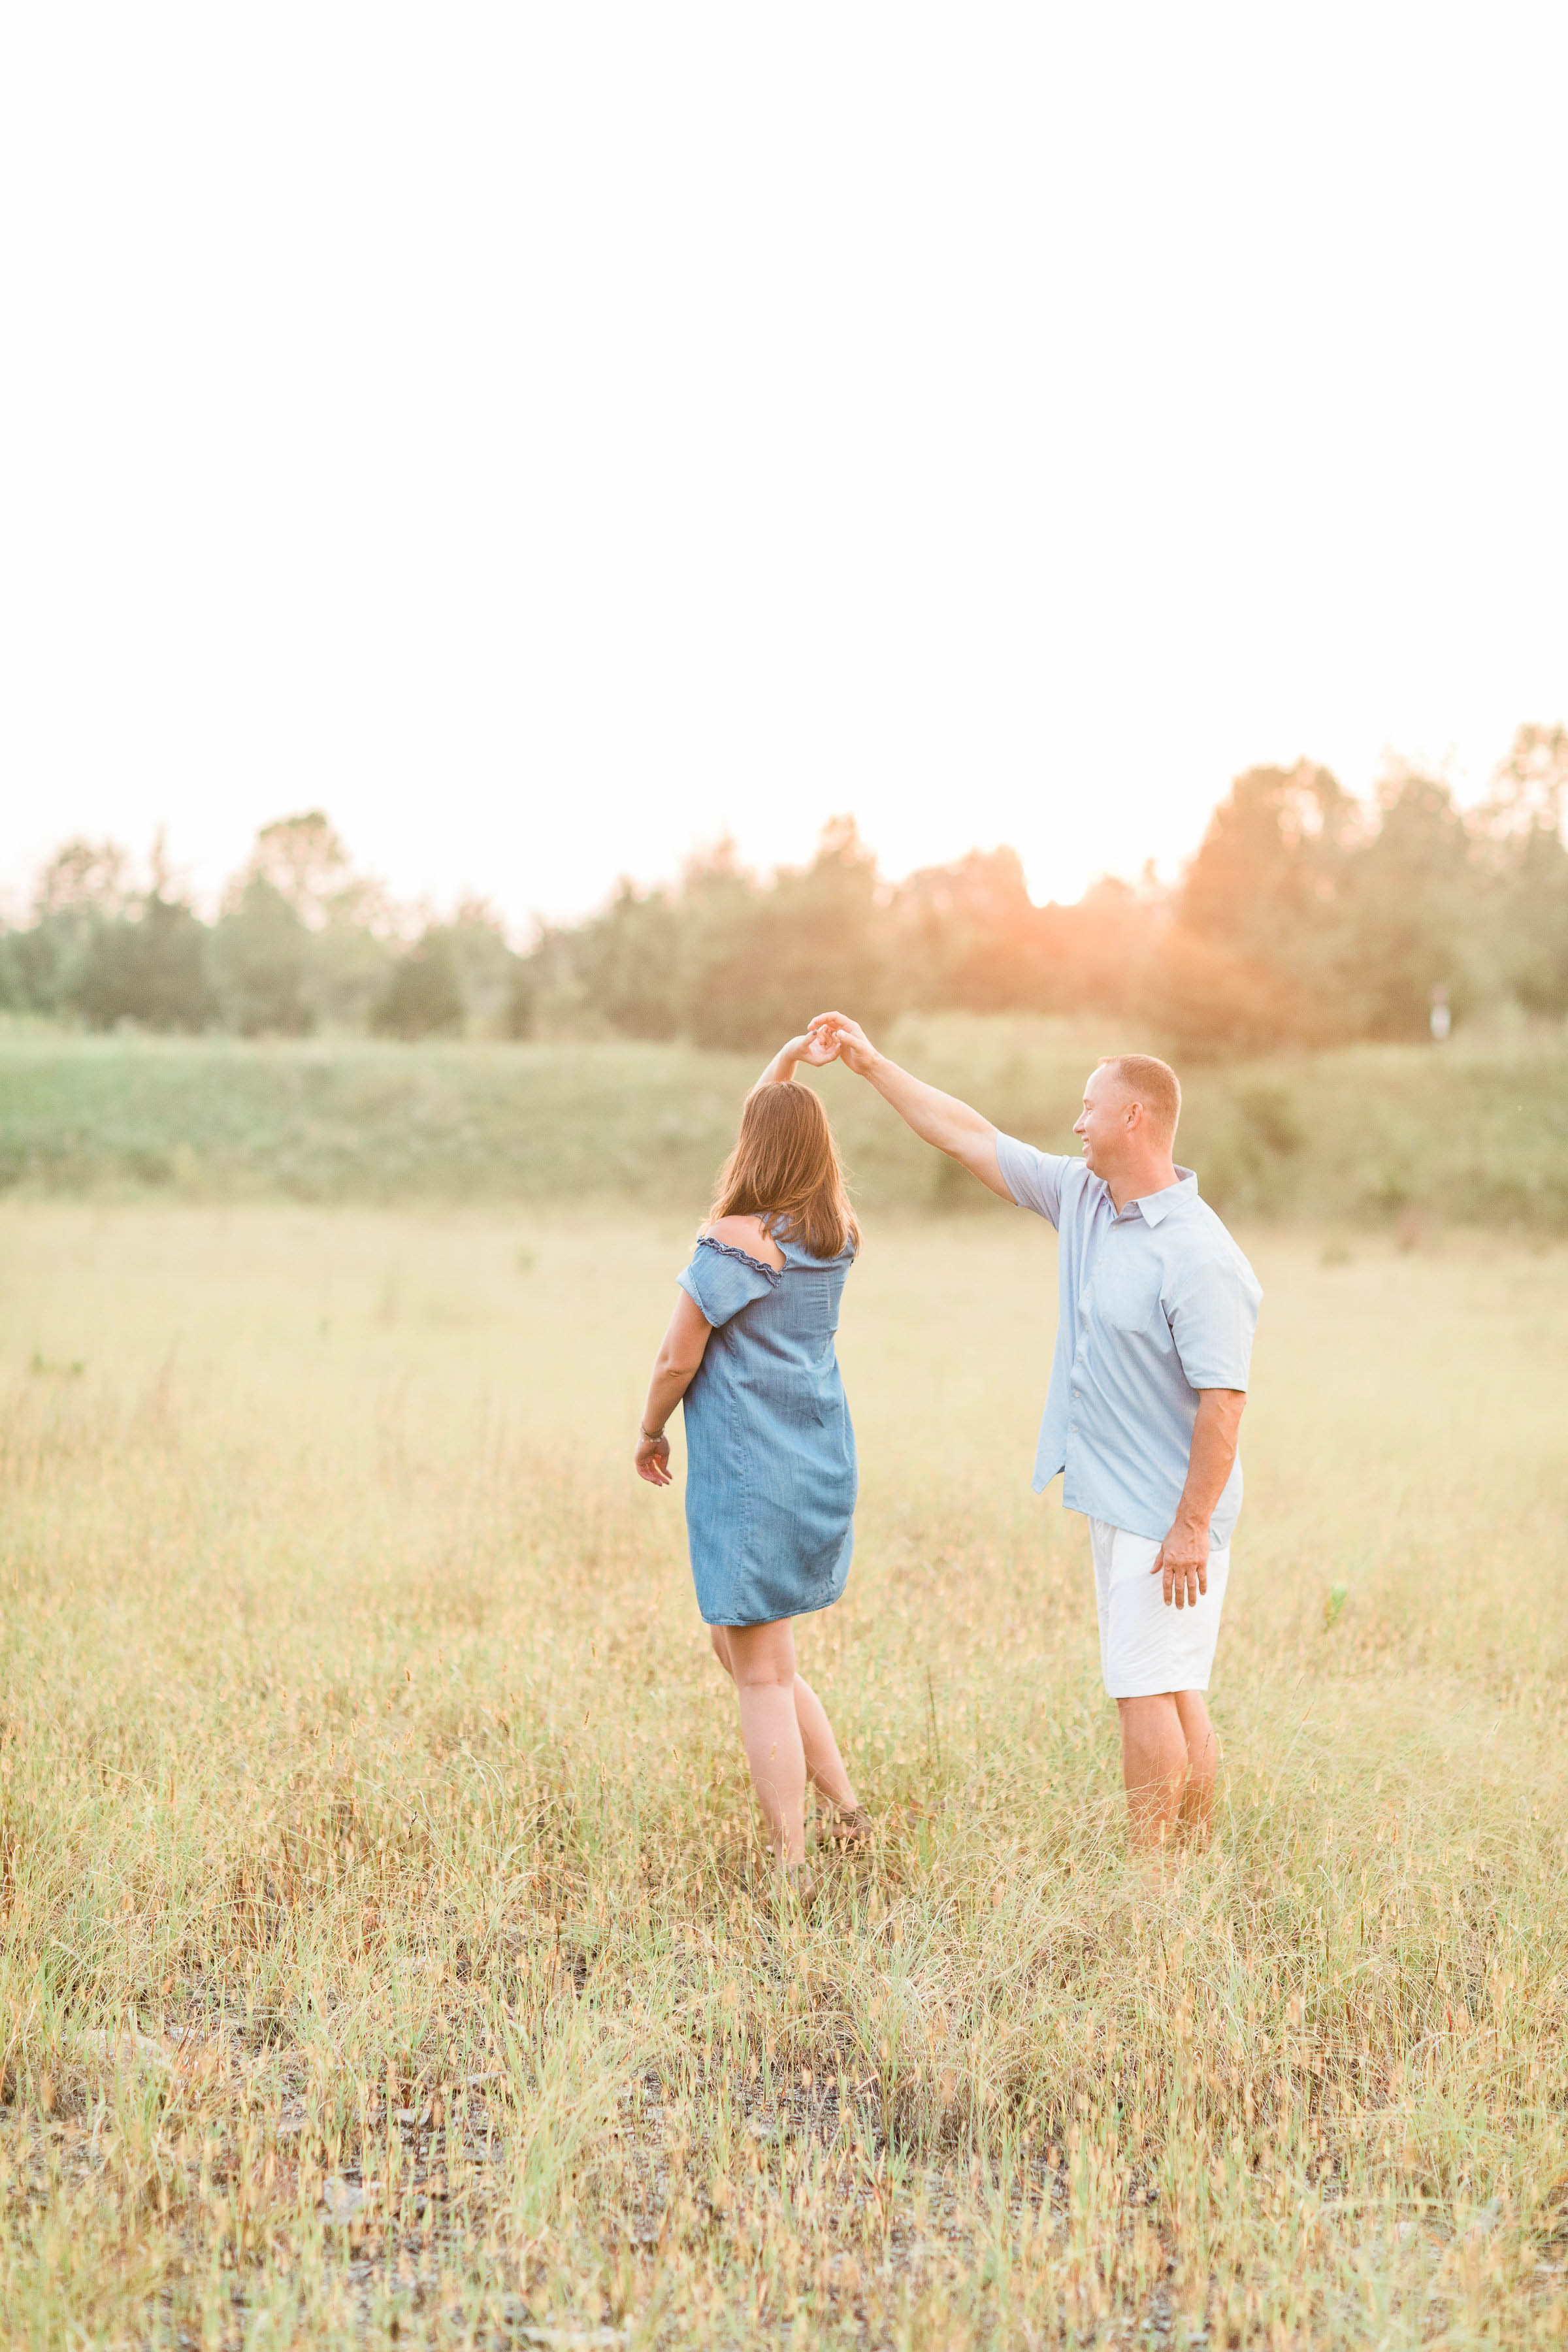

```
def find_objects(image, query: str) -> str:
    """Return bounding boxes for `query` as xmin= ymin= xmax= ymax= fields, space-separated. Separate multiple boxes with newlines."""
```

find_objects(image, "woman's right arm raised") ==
xmin=749 ymin=1028 xmax=842 ymax=1092
xmin=806 ymin=1013 xmax=1013 ymax=1200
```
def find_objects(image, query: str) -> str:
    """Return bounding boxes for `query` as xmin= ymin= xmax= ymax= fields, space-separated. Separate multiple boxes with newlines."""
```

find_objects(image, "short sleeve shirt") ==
xmin=994 ymin=1134 xmax=1262 ymax=1548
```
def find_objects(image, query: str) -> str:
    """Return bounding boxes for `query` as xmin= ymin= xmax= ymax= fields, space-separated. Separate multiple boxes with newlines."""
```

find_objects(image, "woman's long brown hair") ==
xmin=708 ymin=1081 xmax=858 ymax=1260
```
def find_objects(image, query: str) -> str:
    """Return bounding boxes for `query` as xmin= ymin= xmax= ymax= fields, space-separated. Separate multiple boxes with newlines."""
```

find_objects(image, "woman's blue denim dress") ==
xmin=676 ymin=1230 xmax=857 ymax=1627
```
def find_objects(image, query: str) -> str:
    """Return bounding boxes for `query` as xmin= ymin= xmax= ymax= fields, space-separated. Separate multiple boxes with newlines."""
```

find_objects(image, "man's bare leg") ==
xmin=1116 ymin=1695 xmax=1188 ymax=1849
xmin=1173 ymin=1689 xmax=1219 ymax=1841
xmin=1117 ymin=1691 xmax=1221 ymax=1850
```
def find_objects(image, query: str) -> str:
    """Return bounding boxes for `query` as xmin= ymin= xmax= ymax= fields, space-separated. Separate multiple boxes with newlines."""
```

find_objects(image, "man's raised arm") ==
xmin=808 ymin=1013 xmax=1013 ymax=1201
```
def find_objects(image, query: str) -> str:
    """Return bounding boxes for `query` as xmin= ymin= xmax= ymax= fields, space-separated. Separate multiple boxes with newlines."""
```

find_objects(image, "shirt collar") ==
xmin=1122 ymin=1168 xmax=1199 ymax=1226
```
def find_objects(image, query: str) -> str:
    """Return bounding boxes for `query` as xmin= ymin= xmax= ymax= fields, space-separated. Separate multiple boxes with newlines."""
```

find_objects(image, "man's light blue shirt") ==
xmin=994 ymin=1135 xmax=1263 ymax=1548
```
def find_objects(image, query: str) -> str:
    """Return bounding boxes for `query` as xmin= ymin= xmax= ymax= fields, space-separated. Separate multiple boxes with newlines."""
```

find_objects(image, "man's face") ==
xmin=1072 ymin=1065 xmax=1132 ymax=1175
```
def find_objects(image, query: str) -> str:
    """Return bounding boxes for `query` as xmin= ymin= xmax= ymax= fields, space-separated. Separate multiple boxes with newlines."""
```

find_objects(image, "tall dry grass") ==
xmin=1 ymin=1202 xmax=1565 ymax=2347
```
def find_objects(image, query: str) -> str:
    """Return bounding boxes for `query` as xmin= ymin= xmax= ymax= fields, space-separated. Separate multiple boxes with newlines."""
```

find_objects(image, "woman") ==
xmin=634 ymin=1032 xmax=869 ymax=1884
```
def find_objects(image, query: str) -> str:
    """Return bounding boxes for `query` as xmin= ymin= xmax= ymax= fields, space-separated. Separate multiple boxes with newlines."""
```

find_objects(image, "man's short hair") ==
xmin=1099 ymin=1053 xmax=1182 ymax=1143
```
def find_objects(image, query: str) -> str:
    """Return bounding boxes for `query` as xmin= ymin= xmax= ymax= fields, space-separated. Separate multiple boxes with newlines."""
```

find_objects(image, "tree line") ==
xmin=3 ymin=725 xmax=1564 ymax=1056
xmin=0 ymin=815 xmax=529 ymax=1045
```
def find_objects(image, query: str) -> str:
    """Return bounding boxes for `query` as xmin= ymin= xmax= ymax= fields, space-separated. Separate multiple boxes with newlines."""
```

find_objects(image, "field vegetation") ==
xmin=3 ymin=1016 xmax=1568 ymax=1233
xmin=1 ymin=1197 xmax=1565 ymax=2347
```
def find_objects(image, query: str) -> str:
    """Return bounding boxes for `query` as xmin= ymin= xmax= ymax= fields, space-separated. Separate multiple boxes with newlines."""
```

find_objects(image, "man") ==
xmin=808 ymin=1013 xmax=1262 ymax=1848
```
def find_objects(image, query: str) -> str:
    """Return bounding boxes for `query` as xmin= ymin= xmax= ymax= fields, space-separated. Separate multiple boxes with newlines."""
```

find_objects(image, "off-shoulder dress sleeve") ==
xmin=677 ymin=1237 xmax=782 ymax=1328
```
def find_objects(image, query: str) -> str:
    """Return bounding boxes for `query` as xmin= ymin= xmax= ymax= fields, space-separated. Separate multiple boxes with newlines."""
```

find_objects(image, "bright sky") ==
xmin=3 ymin=5 xmax=1565 ymax=932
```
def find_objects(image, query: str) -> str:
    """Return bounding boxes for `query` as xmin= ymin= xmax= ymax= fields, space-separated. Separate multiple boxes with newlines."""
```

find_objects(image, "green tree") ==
xmin=371 ymin=926 xmax=465 ymax=1037
xmin=502 ymin=954 xmax=538 ymax=1040
xmin=1132 ymin=924 xmax=1341 ymax=1060
xmin=442 ymin=898 xmax=532 ymax=1037
xmin=1475 ymin=724 xmax=1568 ymax=1018
xmin=231 ymin=811 xmax=397 ymax=1030
xmin=892 ymin=847 xmax=1057 ymax=1011
xmin=1166 ymin=760 xmax=1501 ymax=1045
xmin=74 ymin=891 xmax=216 ymax=1030
xmin=1173 ymin=762 xmax=1361 ymax=1036
xmin=1339 ymin=770 xmax=1482 ymax=1037
xmin=0 ymin=838 xmax=133 ymax=1015
xmin=681 ymin=820 xmax=890 ymax=1051
xmin=565 ymin=880 xmax=685 ymax=1039
xmin=244 ymin=811 xmax=358 ymax=926
xmin=1034 ymin=875 xmax=1165 ymax=1019
xmin=210 ymin=876 xmax=313 ymax=1034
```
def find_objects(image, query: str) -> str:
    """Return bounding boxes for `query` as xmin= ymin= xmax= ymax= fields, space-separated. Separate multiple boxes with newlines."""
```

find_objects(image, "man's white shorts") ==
xmin=1088 ymin=1518 xmax=1231 ymax=1699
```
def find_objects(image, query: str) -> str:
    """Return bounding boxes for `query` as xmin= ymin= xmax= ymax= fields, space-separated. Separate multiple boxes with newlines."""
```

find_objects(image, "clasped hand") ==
xmin=804 ymin=1011 xmax=875 ymax=1073
xmin=783 ymin=1026 xmax=841 ymax=1069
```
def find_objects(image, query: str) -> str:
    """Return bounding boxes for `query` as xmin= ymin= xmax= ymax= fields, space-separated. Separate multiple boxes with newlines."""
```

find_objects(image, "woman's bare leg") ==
xmin=710 ymin=1631 xmax=858 ymax=1814
xmin=791 ymin=1674 xmax=858 ymax=1810
xmin=711 ymin=1621 xmax=807 ymax=1865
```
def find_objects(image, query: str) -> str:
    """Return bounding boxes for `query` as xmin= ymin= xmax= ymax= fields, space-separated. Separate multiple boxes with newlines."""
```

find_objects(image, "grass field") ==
xmin=3 ymin=1015 xmax=1568 ymax=1230
xmin=1 ymin=1200 xmax=1566 ymax=2347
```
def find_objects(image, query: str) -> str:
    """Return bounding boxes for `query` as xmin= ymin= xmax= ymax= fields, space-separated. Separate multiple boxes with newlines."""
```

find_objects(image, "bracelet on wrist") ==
xmin=639 ymin=1424 xmax=665 ymax=1444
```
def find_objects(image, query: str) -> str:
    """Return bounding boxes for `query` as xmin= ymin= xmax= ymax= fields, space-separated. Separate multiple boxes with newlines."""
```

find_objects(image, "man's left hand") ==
xmin=1151 ymin=1519 xmax=1209 ymax=1609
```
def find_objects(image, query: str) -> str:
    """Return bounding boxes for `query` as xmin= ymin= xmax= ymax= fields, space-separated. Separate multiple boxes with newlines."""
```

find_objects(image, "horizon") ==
xmin=1 ymin=736 xmax=1539 ymax=945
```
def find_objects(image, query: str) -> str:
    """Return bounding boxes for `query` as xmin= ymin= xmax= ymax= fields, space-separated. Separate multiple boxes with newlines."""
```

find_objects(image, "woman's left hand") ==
xmin=635 ymin=1430 xmax=672 ymax=1486
xmin=753 ymin=1028 xmax=841 ymax=1092
xmin=785 ymin=1030 xmax=841 ymax=1068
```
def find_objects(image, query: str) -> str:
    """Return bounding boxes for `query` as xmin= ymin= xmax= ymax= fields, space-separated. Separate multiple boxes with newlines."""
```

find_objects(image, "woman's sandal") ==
xmin=817 ymin=1803 xmax=874 ymax=1852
